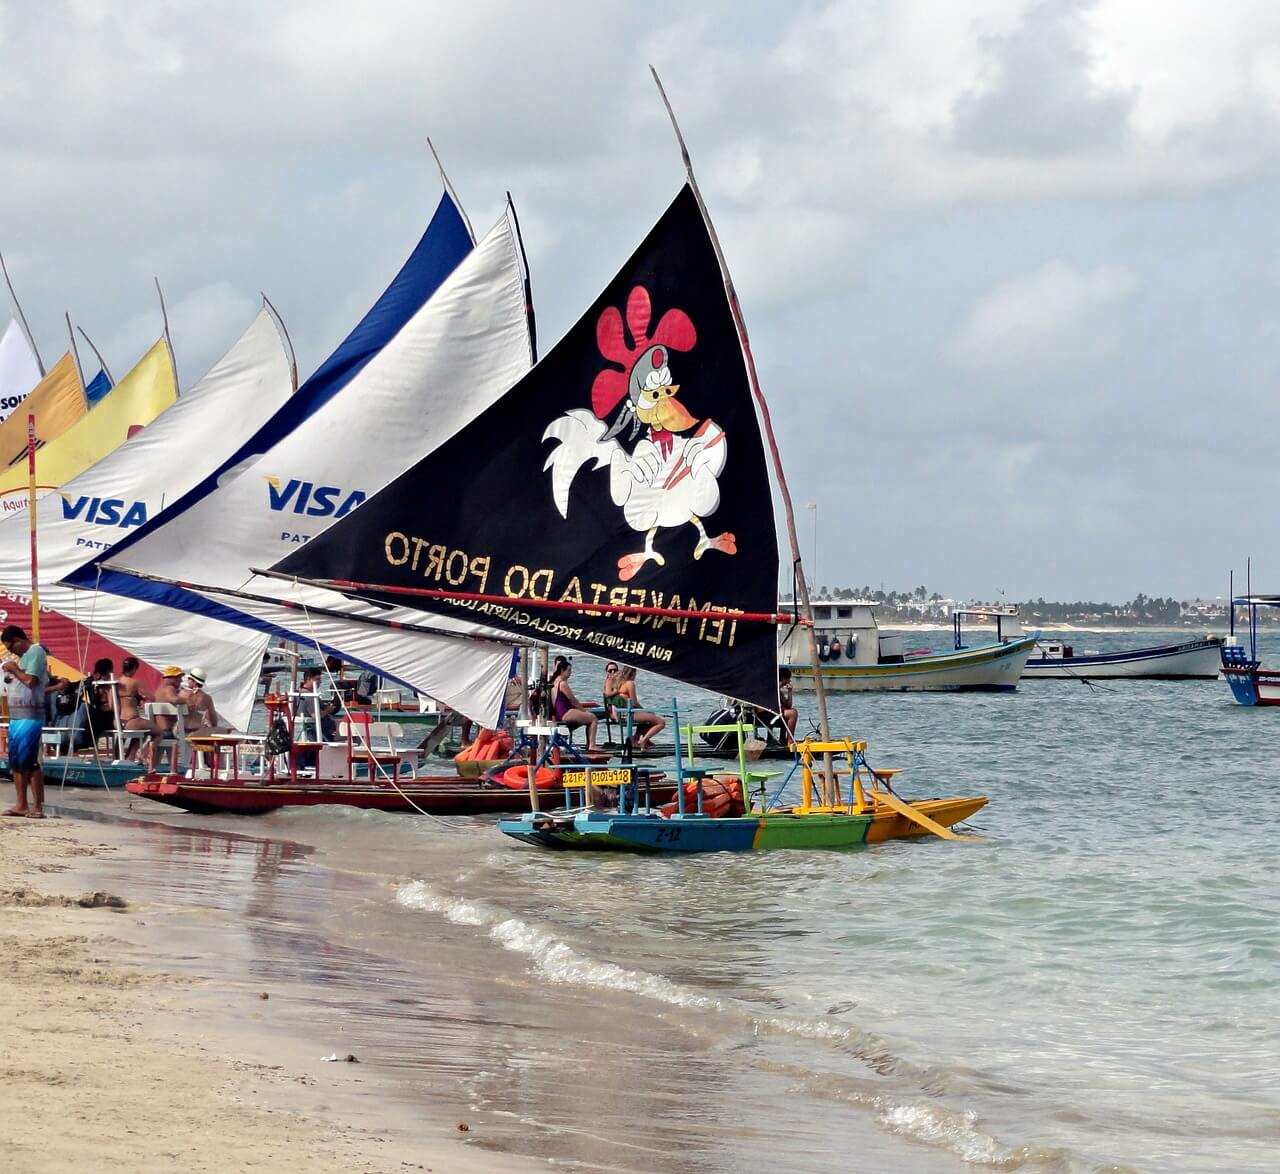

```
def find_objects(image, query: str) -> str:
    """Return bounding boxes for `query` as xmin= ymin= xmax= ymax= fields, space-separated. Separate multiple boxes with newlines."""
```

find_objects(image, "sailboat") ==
xmin=0 ymin=311 xmax=294 ymax=729
xmin=94 ymin=189 xmax=534 ymax=729
xmin=243 ymin=76 xmax=987 ymax=852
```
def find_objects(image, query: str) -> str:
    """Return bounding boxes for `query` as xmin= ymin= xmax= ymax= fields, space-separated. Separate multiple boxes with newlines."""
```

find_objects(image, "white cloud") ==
xmin=2 ymin=0 xmax=1280 ymax=595
xmin=948 ymin=260 xmax=1137 ymax=374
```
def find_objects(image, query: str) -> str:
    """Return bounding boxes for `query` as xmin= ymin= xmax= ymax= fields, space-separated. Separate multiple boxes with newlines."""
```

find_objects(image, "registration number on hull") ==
xmin=561 ymin=767 xmax=635 ymax=788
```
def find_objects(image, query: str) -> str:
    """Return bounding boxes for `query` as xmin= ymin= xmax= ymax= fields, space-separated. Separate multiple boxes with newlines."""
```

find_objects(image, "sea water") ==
xmin=66 ymin=629 xmax=1280 ymax=1172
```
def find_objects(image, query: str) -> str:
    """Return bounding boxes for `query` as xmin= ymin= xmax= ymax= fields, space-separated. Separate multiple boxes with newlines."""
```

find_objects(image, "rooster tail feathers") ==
xmin=542 ymin=408 xmax=618 ymax=518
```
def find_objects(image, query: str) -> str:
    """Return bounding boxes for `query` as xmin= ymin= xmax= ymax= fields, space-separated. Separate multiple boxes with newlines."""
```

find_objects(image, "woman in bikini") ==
xmin=614 ymin=666 xmax=666 ymax=750
xmin=550 ymin=661 xmax=598 ymax=751
xmin=116 ymin=656 xmax=155 ymax=761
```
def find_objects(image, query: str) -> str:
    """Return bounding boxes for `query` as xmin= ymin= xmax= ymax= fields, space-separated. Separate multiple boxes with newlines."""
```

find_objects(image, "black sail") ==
xmin=273 ymin=186 xmax=780 ymax=708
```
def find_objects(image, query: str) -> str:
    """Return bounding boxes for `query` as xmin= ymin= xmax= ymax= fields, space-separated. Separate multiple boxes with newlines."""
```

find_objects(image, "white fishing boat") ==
xmin=781 ymin=603 xmax=1034 ymax=692
xmin=1021 ymin=635 xmax=1223 ymax=680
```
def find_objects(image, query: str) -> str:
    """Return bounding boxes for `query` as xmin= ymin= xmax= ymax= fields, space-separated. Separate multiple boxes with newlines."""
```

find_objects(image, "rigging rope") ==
xmin=297 ymin=600 xmax=461 ymax=830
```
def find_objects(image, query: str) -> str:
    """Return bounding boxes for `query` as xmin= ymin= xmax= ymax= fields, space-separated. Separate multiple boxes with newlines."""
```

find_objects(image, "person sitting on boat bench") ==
xmin=181 ymin=666 xmax=228 ymax=737
xmin=298 ymin=666 xmax=339 ymax=742
xmin=84 ymin=658 xmax=116 ymax=750
xmin=613 ymin=666 xmax=666 ymax=750
xmin=117 ymin=656 xmax=155 ymax=761
xmin=48 ymin=675 xmax=92 ymax=752
xmin=549 ymin=659 xmax=598 ymax=751
xmin=778 ymin=668 xmax=798 ymax=738
xmin=145 ymin=666 xmax=186 ymax=770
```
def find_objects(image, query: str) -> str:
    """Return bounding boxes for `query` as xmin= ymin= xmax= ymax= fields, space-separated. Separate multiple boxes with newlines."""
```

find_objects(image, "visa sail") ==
xmin=94 ymin=197 xmax=533 ymax=725
xmin=0 ymin=309 xmax=294 ymax=727
xmin=272 ymin=186 xmax=781 ymax=709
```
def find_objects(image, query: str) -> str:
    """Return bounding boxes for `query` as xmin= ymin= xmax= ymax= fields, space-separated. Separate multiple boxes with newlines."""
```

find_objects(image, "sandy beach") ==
xmin=0 ymin=811 xmax=526 ymax=1174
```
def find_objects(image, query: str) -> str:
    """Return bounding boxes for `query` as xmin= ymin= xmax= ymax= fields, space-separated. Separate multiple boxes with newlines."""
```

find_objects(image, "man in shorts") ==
xmin=2 ymin=624 xmax=48 ymax=818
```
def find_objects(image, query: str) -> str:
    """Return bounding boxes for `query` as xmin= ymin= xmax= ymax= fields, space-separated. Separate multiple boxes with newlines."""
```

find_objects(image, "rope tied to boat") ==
xmin=295 ymin=600 xmax=464 ymax=830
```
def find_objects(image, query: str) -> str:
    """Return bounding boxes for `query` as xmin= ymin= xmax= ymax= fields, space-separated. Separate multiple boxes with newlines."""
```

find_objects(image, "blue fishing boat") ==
xmin=1221 ymin=594 xmax=1280 ymax=707
xmin=2 ymin=754 xmax=144 ymax=788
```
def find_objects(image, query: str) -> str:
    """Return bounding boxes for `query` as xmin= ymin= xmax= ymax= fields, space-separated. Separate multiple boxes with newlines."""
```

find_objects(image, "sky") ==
xmin=1 ymin=0 xmax=1277 ymax=602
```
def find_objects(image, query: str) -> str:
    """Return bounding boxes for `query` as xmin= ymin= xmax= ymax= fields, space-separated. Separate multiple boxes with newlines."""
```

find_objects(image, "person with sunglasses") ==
xmin=602 ymin=662 xmax=623 ymax=712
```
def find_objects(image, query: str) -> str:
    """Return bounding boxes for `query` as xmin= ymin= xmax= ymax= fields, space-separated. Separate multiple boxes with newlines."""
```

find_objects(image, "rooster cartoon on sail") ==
xmin=543 ymin=285 xmax=736 ymax=583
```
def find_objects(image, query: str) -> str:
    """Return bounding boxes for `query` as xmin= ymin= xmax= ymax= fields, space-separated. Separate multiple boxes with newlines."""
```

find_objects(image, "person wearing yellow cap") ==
xmin=146 ymin=667 xmax=185 ymax=769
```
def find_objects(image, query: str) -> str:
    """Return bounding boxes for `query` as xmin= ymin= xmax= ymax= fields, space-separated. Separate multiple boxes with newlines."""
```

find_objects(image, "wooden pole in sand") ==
xmin=650 ymin=66 xmax=836 ymax=803
xmin=26 ymin=412 xmax=39 ymax=642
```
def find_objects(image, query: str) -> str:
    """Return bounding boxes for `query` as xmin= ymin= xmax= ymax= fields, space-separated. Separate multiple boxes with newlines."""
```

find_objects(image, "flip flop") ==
xmin=25 ymin=812 xmax=45 ymax=820
xmin=2 ymin=808 xmax=29 ymax=817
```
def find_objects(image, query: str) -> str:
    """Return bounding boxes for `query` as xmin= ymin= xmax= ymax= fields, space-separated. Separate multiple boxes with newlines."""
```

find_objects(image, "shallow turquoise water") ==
xmin=81 ymin=629 xmax=1279 ymax=1172
xmin=385 ymin=631 xmax=1280 ymax=1172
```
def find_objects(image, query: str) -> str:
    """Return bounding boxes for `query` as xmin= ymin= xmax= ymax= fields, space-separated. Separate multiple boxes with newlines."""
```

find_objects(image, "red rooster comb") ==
xmin=591 ymin=286 xmax=697 ymax=419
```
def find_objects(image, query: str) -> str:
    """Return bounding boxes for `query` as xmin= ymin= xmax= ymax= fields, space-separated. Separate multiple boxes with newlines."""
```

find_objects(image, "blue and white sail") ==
xmin=92 ymin=202 xmax=534 ymax=725
xmin=0 ymin=318 xmax=42 ymax=423
xmin=0 ymin=308 xmax=295 ymax=728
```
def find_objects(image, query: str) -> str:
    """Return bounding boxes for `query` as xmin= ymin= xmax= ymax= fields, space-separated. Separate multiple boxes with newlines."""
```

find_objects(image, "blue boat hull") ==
xmin=2 ymin=757 xmax=147 ymax=788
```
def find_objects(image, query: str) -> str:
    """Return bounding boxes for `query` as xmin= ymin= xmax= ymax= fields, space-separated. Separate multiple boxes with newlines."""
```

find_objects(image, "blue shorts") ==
xmin=8 ymin=719 xmax=43 ymax=771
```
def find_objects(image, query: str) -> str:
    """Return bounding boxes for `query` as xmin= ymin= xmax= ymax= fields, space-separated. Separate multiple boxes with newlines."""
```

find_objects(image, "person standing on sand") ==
xmin=2 ymin=624 xmax=49 ymax=818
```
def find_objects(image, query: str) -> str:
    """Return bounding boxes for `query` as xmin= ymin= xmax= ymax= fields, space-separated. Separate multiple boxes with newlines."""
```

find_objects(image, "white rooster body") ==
xmin=543 ymin=407 xmax=733 ymax=581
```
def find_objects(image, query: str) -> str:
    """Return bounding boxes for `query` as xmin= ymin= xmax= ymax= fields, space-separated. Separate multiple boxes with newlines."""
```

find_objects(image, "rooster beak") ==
xmin=654 ymin=391 xmax=697 ymax=433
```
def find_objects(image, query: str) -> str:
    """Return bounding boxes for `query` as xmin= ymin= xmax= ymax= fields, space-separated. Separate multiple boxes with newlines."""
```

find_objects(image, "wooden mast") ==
xmin=76 ymin=325 xmax=115 ymax=385
xmin=649 ymin=67 xmax=836 ymax=802
xmin=0 ymin=250 xmax=44 ymax=377
xmin=26 ymin=412 xmax=39 ymax=641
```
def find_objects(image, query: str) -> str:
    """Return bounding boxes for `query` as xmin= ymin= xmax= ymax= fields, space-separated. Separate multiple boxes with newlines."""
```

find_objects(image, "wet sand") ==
xmin=12 ymin=788 xmax=974 ymax=1174
xmin=0 ymin=806 xmax=530 ymax=1173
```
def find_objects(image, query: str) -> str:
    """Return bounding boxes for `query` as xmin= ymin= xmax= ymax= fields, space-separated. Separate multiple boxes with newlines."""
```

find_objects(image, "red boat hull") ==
xmin=125 ymin=775 xmax=675 ymax=816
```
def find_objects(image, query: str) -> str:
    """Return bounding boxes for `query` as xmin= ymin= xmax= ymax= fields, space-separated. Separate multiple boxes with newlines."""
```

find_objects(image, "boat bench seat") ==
xmin=340 ymin=718 xmax=423 ymax=780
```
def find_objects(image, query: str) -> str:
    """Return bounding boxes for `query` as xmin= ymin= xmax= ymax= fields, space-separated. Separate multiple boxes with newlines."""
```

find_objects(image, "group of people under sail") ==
xmin=542 ymin=656 xmax=668 ymax=752
xmin=41 ymin=655 xmax=226 ymax=760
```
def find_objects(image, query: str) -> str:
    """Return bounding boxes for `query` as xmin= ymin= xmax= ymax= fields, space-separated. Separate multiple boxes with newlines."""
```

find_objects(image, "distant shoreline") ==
xmin=880 ymin=622 xmax=1228 ymax=634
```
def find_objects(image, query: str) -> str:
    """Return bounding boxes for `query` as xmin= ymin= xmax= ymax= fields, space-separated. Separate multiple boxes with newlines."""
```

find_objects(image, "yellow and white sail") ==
xmin=0 ymin=351 xmax=85 ymax=471
xmin=0 ymin=337 xmax=176 ymax=500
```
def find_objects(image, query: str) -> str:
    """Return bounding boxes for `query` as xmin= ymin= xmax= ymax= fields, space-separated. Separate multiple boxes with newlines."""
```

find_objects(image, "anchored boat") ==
xmin=1221 ymin=594 xmax=1280 ymax=706
xmin=1022 ymin=634 xmax=1223 ymax=680
xmin=783 ymin=604 xmax=1034 ymax=692
xmin=498 ymin=713 xmax=984 ymax=853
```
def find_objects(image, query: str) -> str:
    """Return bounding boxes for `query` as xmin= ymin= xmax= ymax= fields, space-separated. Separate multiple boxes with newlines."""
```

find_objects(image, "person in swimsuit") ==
xmin=602 ymin=662 xmax=621 ymax=709
xmin=84 ymin=657 xmax=116 ymax=749
xmin=614 ymin=666 xmax=666 ymax=750
xmin=778 ymin=667 xmax=798 ymax=739
xmin=2 ymin=624 xmax=48 ymax=818
xmin=181 ymin=666 xmax=227 ymax=736
xmin=550 ymin=661 xmax=598 ymax=750
xmin=116 ymin=656 xmax=155 ymax=761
